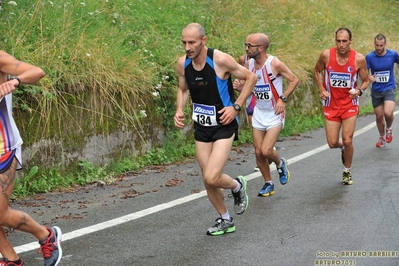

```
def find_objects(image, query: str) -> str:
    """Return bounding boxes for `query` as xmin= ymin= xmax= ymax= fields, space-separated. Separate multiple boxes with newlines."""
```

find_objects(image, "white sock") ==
xmin=233 ymin=179 xmax=241 ymax=193
xmin=221 ymin=211 xmax=230 ymax=221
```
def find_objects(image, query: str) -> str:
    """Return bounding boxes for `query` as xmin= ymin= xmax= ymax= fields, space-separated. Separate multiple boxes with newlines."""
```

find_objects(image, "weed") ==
xmin=5 ymin=0 xmax=399 ymax=197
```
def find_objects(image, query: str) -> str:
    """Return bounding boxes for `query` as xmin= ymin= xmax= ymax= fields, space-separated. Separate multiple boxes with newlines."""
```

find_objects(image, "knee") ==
xmin=0 ymin=209 xmax=10 ymax=225
xmin=261 ymin=148 xmax=274 ymax=158
xmin=204 ymin=178 xmax=215 ymax=187
xmin=376 ymin=113 xmax=384 ymax=120
xmin=342 ymin=138 xmax=353 ymax=148
xmin=327 ymin=140 xmax=339 ymax=149
xmin=255 ymin=147 xmax=273 ymax=158
xmin=385 ymin=113 xmax=394 ymax=121
xmin=254 ymin=148 xmax=263 ymax=158
xmin=203 ymin=173 xmax=218 ymax=187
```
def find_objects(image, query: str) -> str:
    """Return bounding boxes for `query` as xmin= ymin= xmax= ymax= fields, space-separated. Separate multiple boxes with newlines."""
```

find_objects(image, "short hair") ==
xmin=374 ymin=34 xmax=386 ymax=42
xmin=335 ymin=27 xmax=352 ymax=40
xmin=249 ymin=33 xmax=269 ymax=50
xmin=184 ymin=23 xmax=206 ymax=38
xmin=264 ymin=37 xmax=270 ymax=50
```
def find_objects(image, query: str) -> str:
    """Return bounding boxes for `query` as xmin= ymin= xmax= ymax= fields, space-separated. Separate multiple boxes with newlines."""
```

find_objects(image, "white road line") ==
xmin=16 ymin=112 xmax=392 ymax=254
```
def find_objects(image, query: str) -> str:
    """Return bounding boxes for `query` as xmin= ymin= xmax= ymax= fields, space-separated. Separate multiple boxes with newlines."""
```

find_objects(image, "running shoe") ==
xmin=386 ymin=129 xmax=393 ymax=143
xmin=0 ymin=259 xmax=25 ymax=266
xmin=277 ymin=158 xmax=290 ymax=185
xmin=38 ymin=226 xmax=63 ymax=266
xmin=258 ymin=182 xmax=275 ymax=197
xmin=231 ymin=176 xmax=249 ymax=215
xmin=341 ymin=148 xmax=345 ymax=166
xmin=376 ymin=136 xmax=385 ymax=148
xmin=206 ymin=217 xmax=235 ymax=236
xmin=342 ymin=170 xmax=353 ymax=185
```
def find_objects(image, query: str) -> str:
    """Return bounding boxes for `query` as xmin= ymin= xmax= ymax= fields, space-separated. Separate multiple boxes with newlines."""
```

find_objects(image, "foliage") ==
xmin=2 ymin=0 xmax=399 ymax=197
xmin=13 ymin=130 xmax=196 ymax=197
xmin=281 ymin=107 xmax=326 ymax=137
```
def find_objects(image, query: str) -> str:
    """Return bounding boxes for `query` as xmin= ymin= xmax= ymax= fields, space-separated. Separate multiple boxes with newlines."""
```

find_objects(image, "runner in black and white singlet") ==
xmin=174 ymin=23 xmax=257 ymax=236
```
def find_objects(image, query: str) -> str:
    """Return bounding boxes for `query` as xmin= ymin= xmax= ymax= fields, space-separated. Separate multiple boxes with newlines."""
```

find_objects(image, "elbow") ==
xmin=250 ymin=73 xmax=257 ymax=85
xmin=294 ymin=76 xmax=300 ymax=86
xmin=289 ymin=75 xmax=300 ymax=87
xmin=30 ymin=67 xmax=46 ymax=79
xmin=38 ymin=68 xmax=46 ymax=79
xmin=313 ymin=68 xmax=321 ymax=77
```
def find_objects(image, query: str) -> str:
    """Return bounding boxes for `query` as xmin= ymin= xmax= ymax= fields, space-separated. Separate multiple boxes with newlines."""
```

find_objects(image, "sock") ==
xmin=266 ymin=180 xmax=273 ymax=184
xmin=8 ymin=259 xmax=22 ymax=265
xmin=277 ymin=159 xmax=283 ymax=168
xmin=232 ymin=179 xmax=242 ymax=193
xmin=221 ymin=211 xmax=230 ymax=221
xmin=344 ymin=168 xmax=351 ymax=172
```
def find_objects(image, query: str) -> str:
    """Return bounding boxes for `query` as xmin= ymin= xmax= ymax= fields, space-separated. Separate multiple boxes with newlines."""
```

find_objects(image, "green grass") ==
xmin=2 ymin=0 xmax=399 ymax=197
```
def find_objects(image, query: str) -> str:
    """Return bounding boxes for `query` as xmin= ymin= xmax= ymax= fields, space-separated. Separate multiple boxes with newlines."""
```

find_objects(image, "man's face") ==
xmin=374 ymin=39 xmax=386 ymax=56
xmin=335 ymin=31 xmax=352 ymax=55
xmin=245 ymin=37 xmax=262 ymax=59
xmin=181 ymin=28 xmax=205 ymax=59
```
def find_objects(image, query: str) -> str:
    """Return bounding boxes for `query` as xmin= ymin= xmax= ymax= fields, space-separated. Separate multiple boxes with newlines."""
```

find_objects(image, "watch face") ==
xmin=233 ymin=104 xmax=241 ymax=111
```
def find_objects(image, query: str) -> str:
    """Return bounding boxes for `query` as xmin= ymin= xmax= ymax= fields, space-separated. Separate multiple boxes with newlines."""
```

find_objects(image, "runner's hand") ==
xmin=174 ymin=111 xmax=185 ymax=128
xmin=218 ymin=106 xmax=236 ymax=125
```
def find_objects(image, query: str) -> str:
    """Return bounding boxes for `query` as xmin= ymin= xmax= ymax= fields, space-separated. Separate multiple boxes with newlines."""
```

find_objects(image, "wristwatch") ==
xmin=279 ymin=95 xmax=287 ymax=102
xmin=233 ymin=103 xmax=241 ymax=112
xmin=9 ymin=76 xmax=21 ymax=86
xmin=357 ymin=89 xmax=363 ymax=96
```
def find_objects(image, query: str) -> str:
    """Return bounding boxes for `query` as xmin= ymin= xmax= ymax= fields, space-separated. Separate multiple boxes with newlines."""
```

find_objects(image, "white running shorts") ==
xmin=252 ymin=106 xmax=285 ymax=131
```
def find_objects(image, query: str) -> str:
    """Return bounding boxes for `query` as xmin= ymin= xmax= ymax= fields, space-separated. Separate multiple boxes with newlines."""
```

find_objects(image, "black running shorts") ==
xmin=194 ymin=127 xmax=238 ymax=143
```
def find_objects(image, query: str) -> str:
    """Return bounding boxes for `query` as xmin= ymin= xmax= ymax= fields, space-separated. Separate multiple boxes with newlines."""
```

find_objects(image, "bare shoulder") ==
xmin=355 ymin=51 xmax=366 ymax=61
xmin=177 ymin=55 xmax=186 ymax=65
xmin=176 ymin=55 xmax=186 ymax=74
xmin=213 ymin=49 xmax=236 ymax=68
xmin=314 ymin=48 xmax=330 ymax=69
xmin=238 ymin=54 xmax=245 ymax=66
xmin=271 ymin=55 xmax=283 ymax=66
xmin=270 ymin=55 xmax=284 ymax=71
xmin=213 ymin=49 xmax=233 ymax=60
xmin=319 ymin=48 xmax=330 ymax=60
xmin=355 ymin=51 xmax=367 ymax=70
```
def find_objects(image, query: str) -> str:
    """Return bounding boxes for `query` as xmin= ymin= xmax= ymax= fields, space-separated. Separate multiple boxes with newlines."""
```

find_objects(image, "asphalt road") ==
xmin=6 ymin=111 xmax=399 ymax=266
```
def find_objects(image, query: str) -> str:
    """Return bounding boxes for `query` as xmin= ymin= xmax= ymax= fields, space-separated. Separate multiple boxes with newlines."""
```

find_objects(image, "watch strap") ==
xmin=9 ymin=76 xmax=21 ymax=86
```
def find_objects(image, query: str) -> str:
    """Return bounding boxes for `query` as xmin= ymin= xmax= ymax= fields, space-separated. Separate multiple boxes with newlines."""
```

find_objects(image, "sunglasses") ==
xmin=245 ymin=43 xmax=262 ymax=48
